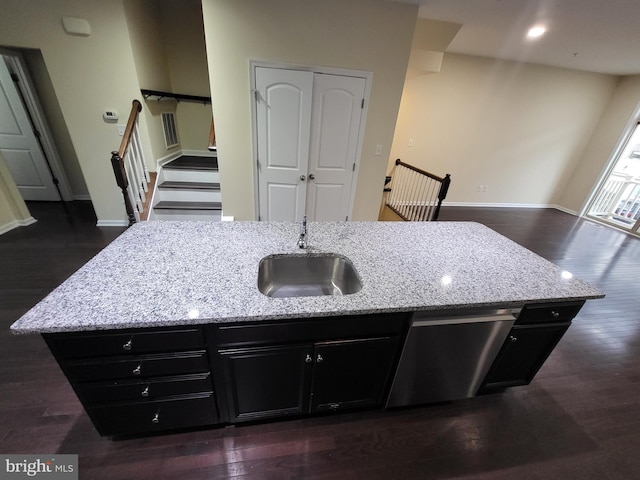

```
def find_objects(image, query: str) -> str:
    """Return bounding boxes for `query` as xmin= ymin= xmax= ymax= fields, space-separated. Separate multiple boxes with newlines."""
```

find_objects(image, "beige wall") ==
xmin=124 ymin=0 xmax=213 ymax=157
xmin=21 ymin=49 xmax=89 ymax=198
xmin=0 ymin=0 xmax=153 ymax=224
xmin=559 ymin=75 xmax=640 ymax=213
xmin=0 ymin=152 xmax=33 ymax=233
xmin=202 ymin=0 xmax=418 ymax=220
xmin=389 ymin=53 xmax=618 ymax=209
xmin=160 ymin=0 xmax=213 ymax=152
xmin=123 ymin=0 xmax=179 ymax=162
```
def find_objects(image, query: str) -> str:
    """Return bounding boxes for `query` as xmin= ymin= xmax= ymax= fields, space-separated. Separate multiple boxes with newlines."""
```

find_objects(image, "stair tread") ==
xmin=164 ymin=155 xmax=218 ymax=171
xmin=159 ymin=181 xmax=220 ymax=190
xmin=154 ymin=200 xmax=222 ymax=210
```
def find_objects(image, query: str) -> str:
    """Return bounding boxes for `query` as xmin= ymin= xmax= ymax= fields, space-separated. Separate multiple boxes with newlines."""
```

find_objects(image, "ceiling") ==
xmin=397 ymin=0 xmax=640 ymax=76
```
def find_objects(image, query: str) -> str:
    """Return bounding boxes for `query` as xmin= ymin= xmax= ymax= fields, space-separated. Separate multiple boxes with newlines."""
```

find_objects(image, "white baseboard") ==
xmin=0 ymin=216 xmax=37 ymax=235
xmin=96 ymin=219 xmax=129 ymax=227
xmin=157 ymin=150 xmax=217 ymax=168
xmin=157 ymin=151 xmax=183 ymax=168
xmin=444 ymin=202 xmax=578 ymax=216
xmin=182 ymin=149 xmax=217 ymax=157
xmin=549 ymin=204 xmax=579 ymax=216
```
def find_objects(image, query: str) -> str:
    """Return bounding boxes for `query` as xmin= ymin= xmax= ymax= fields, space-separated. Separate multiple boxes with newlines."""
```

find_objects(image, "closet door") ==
xmin=255 ymin=67 xmax=313 ymax=222
xmin=306 ymin=74 xmax=365 ymax=221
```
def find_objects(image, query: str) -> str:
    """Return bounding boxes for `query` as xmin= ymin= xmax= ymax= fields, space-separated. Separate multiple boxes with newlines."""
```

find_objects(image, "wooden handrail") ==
xmin=395 ymin=158 xmax=446 ymax=183
xmin=116 ymin=100 xmax=142 ymax=159
xmin=141 ymin=89 xmax=211 ymax=104
xmin=111 ymin=100 xmax=143 ymax=226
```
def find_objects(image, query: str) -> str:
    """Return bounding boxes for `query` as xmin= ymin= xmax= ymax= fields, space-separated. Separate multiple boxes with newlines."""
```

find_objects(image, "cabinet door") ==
xmin=481 ymin=323 xmax=570 ymax=391
xmin=310 ymin=337 xmax=398 ymax=413
xmin=219 ymin=344 xmax=313 ymax=422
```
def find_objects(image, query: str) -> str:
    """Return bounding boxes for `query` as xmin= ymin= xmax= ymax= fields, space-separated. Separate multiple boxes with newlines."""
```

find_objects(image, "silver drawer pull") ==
xmin=122 ymin=339 xmax=133 ymax=351
xmin=316 ymin=354 xmax=324 ymax=363
xmin=132 ymin=364 xmax=142 ymax=375
xmin=305 ymin=354 xmax=313 ymax=363
xmin=141 ymin=386 xmax=149 ymax=397
xmin=152 ymin=412 xmax=160 ymax=424
xmin=509 ymin=335 xmax=518 ymax=343
xmin=551 ymin=310 xmax=560 ymax=319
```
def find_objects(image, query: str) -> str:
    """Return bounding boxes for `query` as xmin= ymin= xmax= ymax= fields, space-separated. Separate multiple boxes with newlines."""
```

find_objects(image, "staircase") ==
xmin=148 ymin=155 xmax=223 ymax=221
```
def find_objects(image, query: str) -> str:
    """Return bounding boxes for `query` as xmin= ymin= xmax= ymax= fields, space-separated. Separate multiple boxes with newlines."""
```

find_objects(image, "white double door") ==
xmin=255 ymin=67 xmax=365 ymax=222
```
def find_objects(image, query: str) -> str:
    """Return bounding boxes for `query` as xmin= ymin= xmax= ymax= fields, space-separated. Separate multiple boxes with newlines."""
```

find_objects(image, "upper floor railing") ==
xmin=588 ymin=172 xmax=640 ymax=227
xmin=110 ymin=100 xmax=149 ymax=225
xmin=385 ymin=159 xmax=451 ymax=221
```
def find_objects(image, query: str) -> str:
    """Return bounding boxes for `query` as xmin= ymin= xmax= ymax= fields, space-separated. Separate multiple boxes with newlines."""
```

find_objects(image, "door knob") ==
xmin=308 ymin=174 xmax=315 ymax=180
xmin=300 ymin=175 xmax=306 ymax=181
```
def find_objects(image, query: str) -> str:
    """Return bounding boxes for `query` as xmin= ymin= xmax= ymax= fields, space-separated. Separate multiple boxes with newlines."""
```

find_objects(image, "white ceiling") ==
xmin=399 ymin=0 xmax=640 ymax=76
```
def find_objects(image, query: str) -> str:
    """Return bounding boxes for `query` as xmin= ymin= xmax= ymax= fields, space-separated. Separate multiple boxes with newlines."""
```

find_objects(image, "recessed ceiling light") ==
xmin=527 ymin=25 xmax=546 ymax=39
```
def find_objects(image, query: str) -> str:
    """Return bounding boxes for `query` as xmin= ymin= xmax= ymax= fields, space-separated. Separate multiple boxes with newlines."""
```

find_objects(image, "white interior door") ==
xmin=306 ymin=74 xmax=365 ymax=221
xmin=0 ymin=56 xmax=59 ymax=201
xmin=256 ymin=67 xmax=313 ymax=222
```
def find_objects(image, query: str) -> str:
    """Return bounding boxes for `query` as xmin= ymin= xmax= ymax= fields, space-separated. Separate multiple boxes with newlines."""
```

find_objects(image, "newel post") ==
xmin=111 ymin=151 xmax=136 ymax=226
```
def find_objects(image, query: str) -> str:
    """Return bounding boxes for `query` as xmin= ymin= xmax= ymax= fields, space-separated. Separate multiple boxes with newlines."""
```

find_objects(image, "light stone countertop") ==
xmin=10 ymin=221 xmax=604 ymax=334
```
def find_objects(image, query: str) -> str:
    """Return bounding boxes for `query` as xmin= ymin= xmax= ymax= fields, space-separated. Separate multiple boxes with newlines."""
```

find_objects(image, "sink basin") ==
xmin=258 ymin=253 xmax=362 ymax=298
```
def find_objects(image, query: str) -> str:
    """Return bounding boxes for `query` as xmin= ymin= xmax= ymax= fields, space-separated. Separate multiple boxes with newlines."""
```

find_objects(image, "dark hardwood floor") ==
xmin=2 ymin=204 xmax=639 ymax=479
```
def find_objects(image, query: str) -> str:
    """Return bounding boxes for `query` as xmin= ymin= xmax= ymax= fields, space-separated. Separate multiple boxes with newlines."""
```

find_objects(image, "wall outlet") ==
xmin=117 ymin=124 xmax=126 ymax=136
xmin=477 ymin=184 xmax=488 ymax=192
xmin=375 ymin=144 xmax=383 ymax=156
xmin=408 ymin=138 xmax=414 ymax=147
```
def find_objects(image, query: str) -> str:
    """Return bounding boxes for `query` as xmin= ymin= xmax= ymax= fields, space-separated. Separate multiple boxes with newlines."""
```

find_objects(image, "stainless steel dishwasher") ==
xmin=387 ymin=308 xmax=520 ymax=407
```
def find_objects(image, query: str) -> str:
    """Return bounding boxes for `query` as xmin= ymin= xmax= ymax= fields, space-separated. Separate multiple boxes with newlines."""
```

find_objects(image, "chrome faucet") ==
xmin=297 ymin=215 xmax=308 ymax=249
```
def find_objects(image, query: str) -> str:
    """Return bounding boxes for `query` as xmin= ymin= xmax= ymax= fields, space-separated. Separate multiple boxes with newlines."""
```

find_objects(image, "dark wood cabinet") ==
xmin=40 ymin=303 xmax=583 ymax=435
xmin=219 ymin=344 xmax=313 ymax=422
xmin=211 ymin=314 xmax=408 ymax=423
xmin=44 ymin=326 xmax=219 ymax=436
xmin=479 ymin=301 xmax=584 ymax=393
xmin=480 ymin=323 xmax=570 ymax=390
xmin=310 ymin=337 xmax=398 ymax=412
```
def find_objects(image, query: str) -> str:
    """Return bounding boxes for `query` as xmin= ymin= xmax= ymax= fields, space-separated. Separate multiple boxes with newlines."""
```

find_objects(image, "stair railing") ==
xmin=110 ymin=100 xmax=149 ymax=225
xmin=385 ymin=159 xmax=451 ymax=221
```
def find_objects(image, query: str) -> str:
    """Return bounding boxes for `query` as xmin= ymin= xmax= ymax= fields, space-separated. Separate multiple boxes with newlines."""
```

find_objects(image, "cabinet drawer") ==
xmin=45 ymin=327 xmax=205 ymax=359
xmin=77 ymin=373 xmax=213 ymax=403
xmin=64 ymin=351 xmax=209 ymax=382
xmin=516 ymin=301 xmax=584 ymax=324
xmin=89 ymin=393 xmax=217 ymax=436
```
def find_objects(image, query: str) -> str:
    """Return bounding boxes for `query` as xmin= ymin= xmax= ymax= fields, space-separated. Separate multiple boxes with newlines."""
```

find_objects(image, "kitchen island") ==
xmin=10 ymin=221 xmax=604 ymax=436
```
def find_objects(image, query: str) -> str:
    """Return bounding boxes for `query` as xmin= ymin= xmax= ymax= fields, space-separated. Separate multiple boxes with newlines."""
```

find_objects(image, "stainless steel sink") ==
xmin=258 ymin=253 xmax=362 ymax=298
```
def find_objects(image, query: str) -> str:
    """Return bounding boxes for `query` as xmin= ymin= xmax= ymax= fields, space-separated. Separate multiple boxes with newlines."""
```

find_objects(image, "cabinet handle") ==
xmin=300 ymin=175 xmax=306 ymax=181
xmin=152 ymin=412 xmax=160 ymax=424
xmin=305 ymin=354 xmax=313 ymax=363
xmin=141 ymin=385 xmax=149 ymax=397
xmin=509 ymin=335 xmax=518 ymax=343
xmin=316 ymin=354 xmax=324 ymax=363
xmin=122 ymin=339 xmax=133 ymax=351
xmin=308 ymin=173 xmax=315 ymax=180
xmin=132 ymin=364 xmax=142 ymax=375
xmin=551 ymin=310 xmax=560 ymax=319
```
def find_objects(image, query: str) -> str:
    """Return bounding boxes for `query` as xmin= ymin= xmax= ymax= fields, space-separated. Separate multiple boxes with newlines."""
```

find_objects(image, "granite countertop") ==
xmin=10 ymin=221 xmax=604 ymax=334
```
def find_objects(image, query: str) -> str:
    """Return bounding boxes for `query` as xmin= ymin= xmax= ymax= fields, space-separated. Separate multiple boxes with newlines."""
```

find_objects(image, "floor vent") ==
xmin=161 ymin=112 xmax=179 ymax=149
